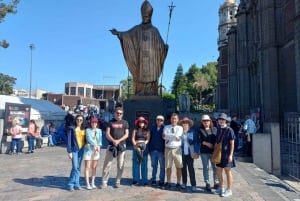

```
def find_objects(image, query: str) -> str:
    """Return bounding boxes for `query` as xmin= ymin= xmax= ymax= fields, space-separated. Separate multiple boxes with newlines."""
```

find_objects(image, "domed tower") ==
xmin=218 ymin=0 xmax=239 ymax=48
xmin=216 ymin=0 xmax=239 ymax=112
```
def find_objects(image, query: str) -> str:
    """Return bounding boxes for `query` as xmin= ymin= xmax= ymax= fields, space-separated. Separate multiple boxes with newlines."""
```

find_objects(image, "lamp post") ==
xmin=29 ymin=44 xmax=35 ymax=98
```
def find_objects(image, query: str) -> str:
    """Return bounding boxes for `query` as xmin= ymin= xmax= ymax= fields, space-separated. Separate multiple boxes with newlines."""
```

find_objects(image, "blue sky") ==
xmin=0 ymin=0 xmax=229 ymax=93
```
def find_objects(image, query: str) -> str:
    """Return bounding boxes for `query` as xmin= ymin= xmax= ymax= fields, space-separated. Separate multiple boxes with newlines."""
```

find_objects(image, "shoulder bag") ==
xmin=211 ymin=129 xmax=226 ymax=164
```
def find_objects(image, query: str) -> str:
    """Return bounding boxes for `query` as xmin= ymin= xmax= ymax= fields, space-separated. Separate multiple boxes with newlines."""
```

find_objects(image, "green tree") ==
xmin=120 ymin=76 xmax=133 ymax=100
xmin=171 ymin=64 xmax=187 ymax=99
xmin=0 ymin=73 xmax=16 ymax=95
xmin=0 ymin=0 xmax=20 ymax=48
xmin=200 ymin=61 xmax=217 ymax=99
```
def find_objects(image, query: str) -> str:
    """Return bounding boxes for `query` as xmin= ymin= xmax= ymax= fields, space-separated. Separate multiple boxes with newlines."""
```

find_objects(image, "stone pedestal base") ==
xmin=123 ymin=96 xmax=176 ymax=146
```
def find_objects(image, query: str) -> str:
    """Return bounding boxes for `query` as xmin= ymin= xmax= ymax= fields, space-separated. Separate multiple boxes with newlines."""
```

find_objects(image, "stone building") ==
xmin=217 ymin=0 xmax=300 ymax=180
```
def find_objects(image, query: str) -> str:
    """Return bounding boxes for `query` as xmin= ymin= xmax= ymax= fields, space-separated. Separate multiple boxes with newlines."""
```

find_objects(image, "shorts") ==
xmin=165 ymin=146 xmax=183 ymax=168
xmin=83 ymin=149 xmax=100 ymax=161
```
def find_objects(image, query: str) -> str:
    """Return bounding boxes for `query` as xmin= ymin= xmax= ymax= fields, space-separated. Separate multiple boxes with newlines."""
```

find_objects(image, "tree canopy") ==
xmin=0 ymin=0 xmax=19 ymax=48
xmin=0 ymin=73 xmax=16 ymax=95
xmin=171 ymin=62 xmax=217 ymax=112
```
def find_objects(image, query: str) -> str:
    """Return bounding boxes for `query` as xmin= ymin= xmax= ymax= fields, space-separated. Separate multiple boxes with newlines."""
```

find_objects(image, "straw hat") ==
xmin=179 ymin=117 xmax=194 ymax=127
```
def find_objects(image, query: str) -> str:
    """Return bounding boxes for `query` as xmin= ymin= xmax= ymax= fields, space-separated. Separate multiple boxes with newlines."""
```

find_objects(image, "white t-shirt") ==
xmin=163 ymin=125 xmax=183 ymax=148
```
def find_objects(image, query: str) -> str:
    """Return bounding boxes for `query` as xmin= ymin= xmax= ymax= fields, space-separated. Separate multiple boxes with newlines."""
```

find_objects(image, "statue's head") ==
xmin=141 ymin=0 xmax=153 ymax=24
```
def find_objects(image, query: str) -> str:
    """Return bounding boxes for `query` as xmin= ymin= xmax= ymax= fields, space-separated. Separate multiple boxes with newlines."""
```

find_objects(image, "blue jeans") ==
xmin=132 ymin=149 xmax=148 ymax=184
xmin=200 ymin=153 xmax=218 ymax=185
xmin=27 ymin=136 xmax=35 ymax=152
xmin=11 ymin=138 xmax=22 ymax=153
xmin=68 ymin=148 xmax=84 ymax=189
xmin=48 ymin=135 xmax=57 ymax=146
xmin=150 ymin=150 xmax=165 ymax=183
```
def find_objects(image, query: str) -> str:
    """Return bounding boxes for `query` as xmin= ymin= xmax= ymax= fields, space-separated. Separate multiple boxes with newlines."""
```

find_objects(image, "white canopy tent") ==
xmin=0 ymin=95 xmax=67 ymax=121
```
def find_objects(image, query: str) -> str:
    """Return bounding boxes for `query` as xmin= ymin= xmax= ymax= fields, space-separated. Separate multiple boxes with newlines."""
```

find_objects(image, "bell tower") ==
xmin=218 ymin=0 xmax=238 ymax=48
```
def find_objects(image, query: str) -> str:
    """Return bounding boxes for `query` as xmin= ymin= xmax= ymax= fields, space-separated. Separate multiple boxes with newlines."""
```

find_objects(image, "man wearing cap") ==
xmin=163 ymin=113 xmax=183 ymax=190
xmin=101 ymin=107 xmax=129 ymax=188
xmin=149 ymin=115 xmax=165 ymax=188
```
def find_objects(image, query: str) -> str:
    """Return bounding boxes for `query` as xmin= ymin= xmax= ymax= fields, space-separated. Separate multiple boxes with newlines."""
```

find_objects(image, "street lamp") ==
xmin=29 ymin=43 xmax=35 ymax=98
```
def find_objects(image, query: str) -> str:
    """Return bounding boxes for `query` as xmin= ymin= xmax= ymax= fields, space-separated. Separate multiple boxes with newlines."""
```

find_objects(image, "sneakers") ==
xmin=99 ymin=183 xmax=107 ymax=189
xmin=222 ymin=189 xmax=232 ymax=197
xmin=158 ymin=182 xmax=164 ymax=188
xmin=181 ymin=184 xmax=186 ymax=190
xmin=132 ymin=180 xmax=138 ymax=186
xmin=74 ymin=186 xmax=82 ymax=190
xmin=114 ymin=183 xmax=120 ymax=188
xmin=163 ymin=182 xmax=171 ymax=190
xmin=205 ymin=183 xmax=212 ymax=192
xmin=175 ymin=183 xmax=181 ymax=190
xmin=213 ymin=183 xmax=220 ymax=189
xmin=191 ymin=186 xmax=197 ymax=192
xmin=214 ymin=188 xmax=225 ymax=195
xmin=86 ymin=184 xmax=92 ymax=190
xmin=151 ymin=180 xmax=157 ymax=186
xmin=91 ymin=183 xmax=97 ymax=189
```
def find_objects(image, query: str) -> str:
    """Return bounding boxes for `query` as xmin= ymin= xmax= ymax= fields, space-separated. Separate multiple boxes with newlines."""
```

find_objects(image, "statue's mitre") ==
xmin=141 ymin=0 xmax=153 ymax=15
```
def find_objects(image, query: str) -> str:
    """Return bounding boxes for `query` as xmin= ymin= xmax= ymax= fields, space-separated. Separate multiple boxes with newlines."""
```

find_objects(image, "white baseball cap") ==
xmin=156 ymin=115 xmax=164 ymax=121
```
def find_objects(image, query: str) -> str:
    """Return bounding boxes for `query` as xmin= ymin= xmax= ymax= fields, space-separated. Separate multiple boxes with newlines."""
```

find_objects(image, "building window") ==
xmin=70 ymin=87 xmax=76 ymax=95
xmin=78 ymin=87 xmax=84 ymax=96
xmin=86 ymin=88 xmax=91 ymax=98
xmin=65 ymin=87 xmax=69 ymax=95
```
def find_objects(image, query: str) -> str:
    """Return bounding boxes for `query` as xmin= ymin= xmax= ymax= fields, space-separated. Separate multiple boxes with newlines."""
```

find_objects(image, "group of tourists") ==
xmin=8 ymin=119 xmax=44 ymax=154
xmin=64 ymin=106 xmax=238 ymax=198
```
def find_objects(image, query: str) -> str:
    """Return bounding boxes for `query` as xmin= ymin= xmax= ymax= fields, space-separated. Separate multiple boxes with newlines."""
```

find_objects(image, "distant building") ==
xmin=43 ymin=82 xmax=122 ymax=112
xmin=12 ymin=88 xmax=46 ymax=99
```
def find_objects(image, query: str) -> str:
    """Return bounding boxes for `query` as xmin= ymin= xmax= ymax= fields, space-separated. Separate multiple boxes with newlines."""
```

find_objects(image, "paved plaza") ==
xmin=0 ymin=146 xmax=299 ymax=201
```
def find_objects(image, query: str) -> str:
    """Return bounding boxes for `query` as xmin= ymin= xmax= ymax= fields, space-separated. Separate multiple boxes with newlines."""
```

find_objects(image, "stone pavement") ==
xmin=0 ymin=146 xmax=299 ymax=201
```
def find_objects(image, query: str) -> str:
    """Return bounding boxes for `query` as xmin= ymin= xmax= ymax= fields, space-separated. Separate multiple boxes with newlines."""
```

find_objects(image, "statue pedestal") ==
xmin=123 ymin=96 xmax=176 ymax=146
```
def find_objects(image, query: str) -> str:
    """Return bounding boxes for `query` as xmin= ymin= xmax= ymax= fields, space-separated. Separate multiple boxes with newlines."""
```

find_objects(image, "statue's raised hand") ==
xmin=110 ymin=28 xmax=119 ymax=35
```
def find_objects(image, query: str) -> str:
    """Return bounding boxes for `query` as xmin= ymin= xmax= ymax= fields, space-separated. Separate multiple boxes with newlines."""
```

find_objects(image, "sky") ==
xmin=0 ymin=0 xmax=230 ymax=93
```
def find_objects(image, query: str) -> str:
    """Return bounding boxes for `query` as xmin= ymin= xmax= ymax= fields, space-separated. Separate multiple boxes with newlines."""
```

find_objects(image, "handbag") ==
xmin=211 ymin=129 xmax=225 ymax=164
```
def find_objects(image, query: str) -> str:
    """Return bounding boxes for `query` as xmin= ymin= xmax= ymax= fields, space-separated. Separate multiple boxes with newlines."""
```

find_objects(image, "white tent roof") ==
xmin=0 ymin=95 xmax=67 ymax=120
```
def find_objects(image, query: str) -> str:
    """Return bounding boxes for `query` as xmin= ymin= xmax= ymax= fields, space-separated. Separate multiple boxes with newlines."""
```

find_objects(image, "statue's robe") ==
xmin=119 ymin=23 xmax=167 ymax=95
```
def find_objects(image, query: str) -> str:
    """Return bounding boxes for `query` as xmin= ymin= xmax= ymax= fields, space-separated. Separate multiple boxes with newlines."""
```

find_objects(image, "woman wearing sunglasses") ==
xmin=67 ymin=114 xmax=86 ymax=191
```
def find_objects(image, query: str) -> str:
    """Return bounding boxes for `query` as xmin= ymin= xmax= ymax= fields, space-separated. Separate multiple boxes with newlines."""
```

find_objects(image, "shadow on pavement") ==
xmin=13 ymin=176 xmax=68 ymax=189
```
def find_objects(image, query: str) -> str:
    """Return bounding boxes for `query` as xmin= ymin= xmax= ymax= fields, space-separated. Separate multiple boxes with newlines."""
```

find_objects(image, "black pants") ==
xmin=245 ymin=134 xmax=253 ymax=157
xmin=182 ymin=154 xmax=196 ymax=186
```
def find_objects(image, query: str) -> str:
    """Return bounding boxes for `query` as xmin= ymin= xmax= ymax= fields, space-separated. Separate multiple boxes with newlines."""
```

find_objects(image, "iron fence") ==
xmin=281 ymin=112 xmax=300 ymax=181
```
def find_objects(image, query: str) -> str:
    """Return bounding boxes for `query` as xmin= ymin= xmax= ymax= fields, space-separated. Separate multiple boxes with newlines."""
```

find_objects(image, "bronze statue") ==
xmin=110 ymin=0 xmax=168 ymax=96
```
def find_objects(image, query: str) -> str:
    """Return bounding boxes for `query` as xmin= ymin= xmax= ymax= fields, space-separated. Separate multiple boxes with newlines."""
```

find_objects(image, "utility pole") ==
xmin=29 ymin=44 xmax=35 ymax=98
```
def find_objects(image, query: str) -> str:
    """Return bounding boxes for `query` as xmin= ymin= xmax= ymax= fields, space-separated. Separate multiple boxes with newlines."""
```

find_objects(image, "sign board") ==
xmin=4 ymin=102 xmax=31 ymax=133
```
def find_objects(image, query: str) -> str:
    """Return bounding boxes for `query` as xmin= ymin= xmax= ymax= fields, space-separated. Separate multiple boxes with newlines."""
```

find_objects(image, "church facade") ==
xmin=217 ymin=0 xmax=300 ymax=180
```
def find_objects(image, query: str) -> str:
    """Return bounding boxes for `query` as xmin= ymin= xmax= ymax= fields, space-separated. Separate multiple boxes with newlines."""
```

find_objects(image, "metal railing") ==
xmin=281 ymin=112 xmax=300 ymax=181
